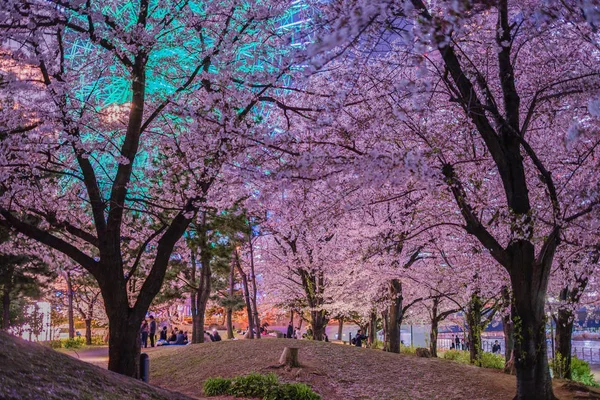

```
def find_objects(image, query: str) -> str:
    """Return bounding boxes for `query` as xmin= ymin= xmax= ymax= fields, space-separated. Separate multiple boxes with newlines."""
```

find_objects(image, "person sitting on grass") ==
xmin=159 ymin=326 xmax=168 ymax=341
xmin=174 ymin=330 xmax=187 ymax=345
xmin=168 ymin=328 xmax=178 ymax=343
xmin=212 ymin=329 xmax=222 ymax=342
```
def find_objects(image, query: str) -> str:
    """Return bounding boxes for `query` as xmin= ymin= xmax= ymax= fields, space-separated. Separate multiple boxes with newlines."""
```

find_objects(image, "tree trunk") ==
xmin=337 ymin=317 xmax=343 ymax=341
xmin=226 ymin=256 xmax=235 ymax=339
xmin=368 ymin=311 xmax=377 ymax=346
xmin=85 ymin=319 xmax=92 ymax=345
xmin=509 ymin=247 xmax=555 ymax=400
xmin=2 ymin=275 xmax=12 ymax=330
xmin=192 ymin=308 xmax=204 ymax=343
xmin=191 ymin=224 xmax=212 ymax=344
xmin=248 ymin=233 xmax=261 ymax=339
xmin=310 ymin=309 xmax=328 ymax=341
xmin=235 ymin=251 xmax=254 ymax=339
xmin=381 ymin=310 xmax=389 ymax=351
xmin=554 ymin=308 xmax=574 ymax=379
xmin=66 ymin=272 xmax=75 ymax=339
xmin=466 ymin=293 xmax=482 ymax=364
xmin=430 ymin=297 xmax=440 ymax=358
xmin=387 ymin=279 xmax=402 ymax=353
xmin=106 ymin=309 xmax=141 ymax=378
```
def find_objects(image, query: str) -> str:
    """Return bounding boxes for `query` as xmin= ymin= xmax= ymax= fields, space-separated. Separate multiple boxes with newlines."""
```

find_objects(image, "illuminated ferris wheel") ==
xmin=60 ymin=0 xmax=313 ymax=110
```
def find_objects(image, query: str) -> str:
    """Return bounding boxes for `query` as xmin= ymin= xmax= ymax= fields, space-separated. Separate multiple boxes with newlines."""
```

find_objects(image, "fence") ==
xmin=437 ymin=338 xmax=600 ymax=364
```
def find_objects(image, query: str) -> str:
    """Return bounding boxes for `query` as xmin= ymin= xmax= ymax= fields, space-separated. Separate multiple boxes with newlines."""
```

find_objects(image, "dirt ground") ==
xmin=148 ymin=339 xmax=600 ymax=400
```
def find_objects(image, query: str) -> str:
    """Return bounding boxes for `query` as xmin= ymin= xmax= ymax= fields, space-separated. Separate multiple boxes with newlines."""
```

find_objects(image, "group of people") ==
xmin=450 ymin=335 xmax=470 ymax=351
xmin=140 ymin=315 xmax=223 ymax=347
xmin=140 ymin=316 xmax=158 ymax=348
xmin=284 ymin=322 xmax=329 ymax=341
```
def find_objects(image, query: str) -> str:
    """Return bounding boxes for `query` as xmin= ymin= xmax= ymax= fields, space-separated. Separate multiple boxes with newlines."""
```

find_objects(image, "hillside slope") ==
xmin=0 ymin=331 xmax=193 ymax=400
xmin=149 ymin=339 xmax=600 ymax=400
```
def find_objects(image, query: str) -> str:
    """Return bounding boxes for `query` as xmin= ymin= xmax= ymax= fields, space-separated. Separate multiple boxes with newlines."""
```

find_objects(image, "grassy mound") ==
xmin=0 ymin=331 xmax=194 ymax=400
xmin=148 ymin=339 xmax=600 ymax=400
xmin=149 ymin=339 xmax=518 ymax=400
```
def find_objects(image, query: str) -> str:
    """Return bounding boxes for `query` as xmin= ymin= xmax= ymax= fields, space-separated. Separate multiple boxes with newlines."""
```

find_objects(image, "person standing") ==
xmin=354 ymin=329 xmax=367 ymax=347
xmin=286 ymin=321 xmax=294 ymax=339
xmin=149 ymin=316 xmax=157 ymax=347
xmin=492 ymin=340 xmax=501 ymax=354
xmin=454 ymin=334 xmax=460 ymax=350
xmin=140 ymin=320 xmax=149 ymax=348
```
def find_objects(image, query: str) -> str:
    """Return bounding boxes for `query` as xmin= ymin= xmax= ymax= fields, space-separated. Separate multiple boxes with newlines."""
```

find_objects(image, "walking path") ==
xmin=61 ymin=345 xmax=163 ymax=368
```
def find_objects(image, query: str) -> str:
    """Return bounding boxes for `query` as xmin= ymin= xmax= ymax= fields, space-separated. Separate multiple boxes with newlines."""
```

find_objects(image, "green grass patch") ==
xmin=203 ymin=373 xmax=321 ymax=400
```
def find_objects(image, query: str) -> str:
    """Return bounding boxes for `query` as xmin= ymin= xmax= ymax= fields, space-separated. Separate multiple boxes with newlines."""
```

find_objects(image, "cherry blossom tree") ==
xmin=0 ymin=0 xmax=300 ymax=376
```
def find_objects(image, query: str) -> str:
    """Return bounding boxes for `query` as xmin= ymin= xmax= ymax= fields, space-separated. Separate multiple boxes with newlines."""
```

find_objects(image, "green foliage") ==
xmin=45 ymin=335 xmax=103 ymax=349
xmin=203 ymin=377 xmax=232 ymax=396
xmin=90 ymin=335 xmax=106 ymax=345
xmin=443 ymin=349 xmax=469 ymax=362
xmin=63 ymin=337 xmax=86 ymax=349
xmin=264 ymin=383 xmax=321 ymax=400
xmin=442 ymin=350 xmax=504 ymax=369
xmin=550 ymin=352 xmax=568 ymax=379
xmin=399 ymin=345 xmax=417 ymax=355
xmin=478 ymin=352 xmax=505 ymax=369
xmin=228 ymin=373 xmax=279 ymax=398
xmin=203 ymin=373 xmax=321 ymax=400
xmin=371 ymin=339 xmax=384 ymax=350
xmin=570 ymin=357 xmax=600 ymax=387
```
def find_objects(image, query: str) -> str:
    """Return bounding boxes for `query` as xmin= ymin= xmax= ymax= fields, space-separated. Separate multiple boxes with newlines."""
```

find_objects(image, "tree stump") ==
xmin=279 ymin=347 xmax=300 ymax=367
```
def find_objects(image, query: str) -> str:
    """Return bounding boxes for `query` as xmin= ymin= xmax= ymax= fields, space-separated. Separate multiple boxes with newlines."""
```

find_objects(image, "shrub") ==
xmin=46 ymin=340 xmax=64 ymax=349
xmin=63 ymin=337 xmax=85 ymax=349
xmin=370 ymin=339 xmax=384 ymax=350
xmin=442 ymin=349 xmax=503 ymax=369
xmin=399 ymin=345 xmax=417 ymax=355
xmin=90 ymin=335 xmax=106 ymax=345
xmin=478 ymin=352 xmax=504 ymax=369
xmin=443 ymin=349 xmax=469 ymax=363
xmin=265 ymin=383 xmax=321 ymax=400
xmin=571 ymin=356 xmax=600 ymax=387
xmin=203 ymin=373 xmax=321 ymax=400
xmin=228 ymin=373 xmax=279 ymax=398
xmin=203 ymin=377 xmax=232 ymax=396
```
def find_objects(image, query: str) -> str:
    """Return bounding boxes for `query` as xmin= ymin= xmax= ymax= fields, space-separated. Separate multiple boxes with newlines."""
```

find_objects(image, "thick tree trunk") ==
xmin=107 ymin=310 xmax=141 ymax=378
xmin=387 ymin=279 xmax=403 ymax=353
xmin=554 ymin=309 xmax=574 ymax=379
xmin=337 ymin=317 xmax=343 ymax=341
xmin=466 ymin=294 xmax=482 ymax=364
xmin=509 ymin=246 xmax=555 ymax=400
xmin=2 ymin=277 xmax=11 ymax=330
xmin=66 ymin=272 xmax=75 ymax=339
xmin=310 ymin=309 xmax=328 ymax=341
xmin=368 ymin=311 xmax=377 ymax=346
xmin=85 ymin=319 xmax=92 ymax=345
xmin=192 ymin=310 xmax=204 ymax=344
